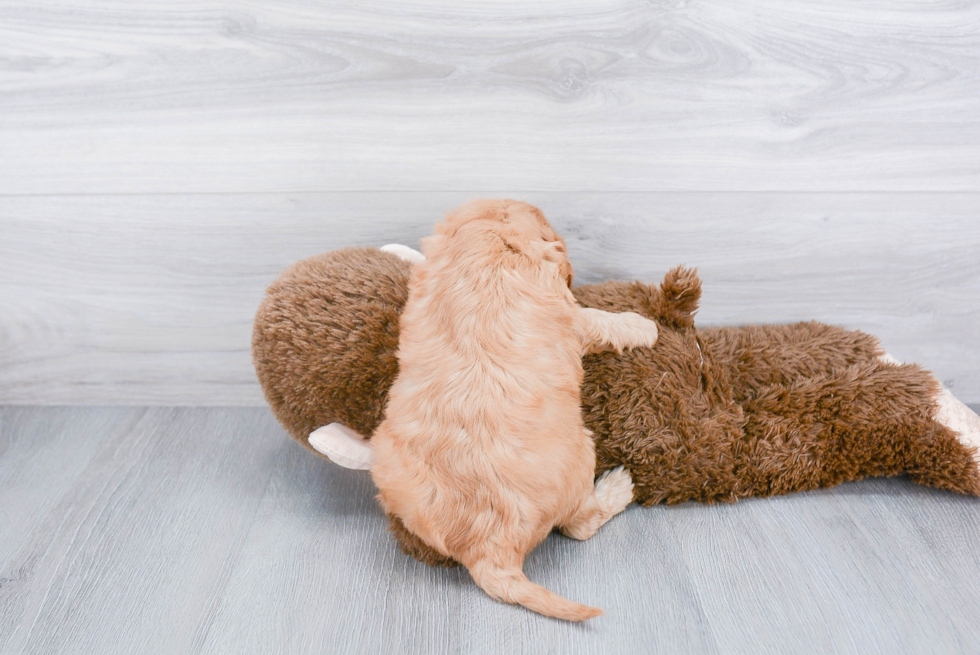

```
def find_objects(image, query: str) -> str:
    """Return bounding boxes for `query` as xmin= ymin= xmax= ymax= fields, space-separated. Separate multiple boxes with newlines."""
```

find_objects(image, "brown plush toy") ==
xmin=252 ymin=242 xmax=980 ymax=567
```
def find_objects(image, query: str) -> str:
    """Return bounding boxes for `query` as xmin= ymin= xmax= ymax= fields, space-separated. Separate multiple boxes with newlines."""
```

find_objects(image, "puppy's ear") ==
xmin=546 ymin=241 xmax=574 ymax=288
xmin=561 ymin=257 xmax=574 ymax=288
xmin=420 ymin=233 xmax=447 ymax=259
xmin=530 ymin=240 xmax=574 ymax=288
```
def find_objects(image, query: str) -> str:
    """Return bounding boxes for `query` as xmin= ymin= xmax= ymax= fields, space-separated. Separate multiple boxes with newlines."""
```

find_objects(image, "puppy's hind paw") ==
xmin=594 ymin=466 xmax=635 ymax=516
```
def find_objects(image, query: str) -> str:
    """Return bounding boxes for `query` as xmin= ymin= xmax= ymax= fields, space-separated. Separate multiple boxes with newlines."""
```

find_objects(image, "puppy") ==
xmin=370 ymin=199 xmax=661 ymax=621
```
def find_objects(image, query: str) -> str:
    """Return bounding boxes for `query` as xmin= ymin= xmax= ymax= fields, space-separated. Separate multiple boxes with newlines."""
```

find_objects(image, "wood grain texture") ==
xmin=197 ymin=427 xmax=718 ymax=655
xmin=1 ymin=0 xmax=979 ymax=194
xmin=668 ymin=482 xmax=980 ymax=653
xmin=0 ymin=407 xmax=282 ymax=655
xmin=2 ymin=407 xmax=980 ymax=654
xmin=1 ymin=192 xmax=977 ymax=404
xmin=0 ymin=408 xmax=124 ymax=568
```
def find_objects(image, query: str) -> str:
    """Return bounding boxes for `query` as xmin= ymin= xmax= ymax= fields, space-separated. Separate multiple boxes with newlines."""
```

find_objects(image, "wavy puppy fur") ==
xmin=369 ymin=199 xmax=659 ymax=621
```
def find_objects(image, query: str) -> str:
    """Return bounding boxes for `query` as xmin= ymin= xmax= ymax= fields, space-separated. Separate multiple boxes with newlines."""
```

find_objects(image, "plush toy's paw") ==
xmin=594 ymin=466 xmax=635 ymax=516
xmin=309 ymin=423 xmax=373 ymax=470
xmin=380 ymin=243 xmax=426 ymax=264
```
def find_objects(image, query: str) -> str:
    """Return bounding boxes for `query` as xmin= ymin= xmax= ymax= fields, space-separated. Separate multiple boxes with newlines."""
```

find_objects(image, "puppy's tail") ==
xmin=468 ymin=559 xmax=603 ymax=622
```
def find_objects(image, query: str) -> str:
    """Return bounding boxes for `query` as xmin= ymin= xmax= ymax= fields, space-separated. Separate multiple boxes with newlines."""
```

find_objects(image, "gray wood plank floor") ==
xmin=3 ymin=406 xmax=980 ymax=655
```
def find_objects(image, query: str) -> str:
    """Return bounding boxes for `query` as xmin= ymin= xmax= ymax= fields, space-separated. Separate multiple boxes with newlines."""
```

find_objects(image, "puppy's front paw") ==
xmin=619 ymin=312 xmax=659 ymax=349
xmin=594 ymin=466 xmax=635 ymax=516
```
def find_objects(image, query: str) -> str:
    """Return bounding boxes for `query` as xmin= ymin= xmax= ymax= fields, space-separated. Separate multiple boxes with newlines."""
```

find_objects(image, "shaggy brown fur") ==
xmin=253 ymin=248 xmax=980 ymax=568
xmin=252 ymin=247 xmax=410 ymax=442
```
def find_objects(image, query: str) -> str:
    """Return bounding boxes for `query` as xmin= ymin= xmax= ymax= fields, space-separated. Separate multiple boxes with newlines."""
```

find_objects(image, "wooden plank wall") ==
xmin=1 ymin=0 xmax=978 ymax=404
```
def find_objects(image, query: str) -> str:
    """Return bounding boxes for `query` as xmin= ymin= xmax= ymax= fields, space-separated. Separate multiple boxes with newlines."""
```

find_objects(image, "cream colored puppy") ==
xmin=370 ymin=199 xmax=660 ymax=621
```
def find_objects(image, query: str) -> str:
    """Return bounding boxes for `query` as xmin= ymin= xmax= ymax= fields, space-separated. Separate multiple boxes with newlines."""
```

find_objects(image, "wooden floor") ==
xmin=3 ymin=406 xmax=980 ymax=654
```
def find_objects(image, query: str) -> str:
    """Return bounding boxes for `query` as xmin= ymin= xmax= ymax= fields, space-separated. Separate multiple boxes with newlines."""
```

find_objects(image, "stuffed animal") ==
xmin=252 ymin=242 xmax=980 ymax=567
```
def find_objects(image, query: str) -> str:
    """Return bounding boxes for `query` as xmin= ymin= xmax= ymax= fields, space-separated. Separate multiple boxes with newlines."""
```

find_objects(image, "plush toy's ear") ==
xmin=571 ymin=268 xmax=699 ymax=329
xmin=657 ymin=266 xmax=701 ymax=329
xmin=380 ymin=244 xmax=426 ymax=264
xmin=309 ymin=423 xmax=373 ymax=470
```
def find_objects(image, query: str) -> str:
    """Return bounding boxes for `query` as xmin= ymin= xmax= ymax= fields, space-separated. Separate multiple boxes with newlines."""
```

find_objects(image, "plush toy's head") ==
xmin=252 ymin=247 xmax=413 ymax=444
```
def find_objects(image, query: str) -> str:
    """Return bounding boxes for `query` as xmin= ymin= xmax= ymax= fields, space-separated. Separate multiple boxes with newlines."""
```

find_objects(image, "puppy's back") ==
xmin=372 ymin=200 xmax=601 ymax=621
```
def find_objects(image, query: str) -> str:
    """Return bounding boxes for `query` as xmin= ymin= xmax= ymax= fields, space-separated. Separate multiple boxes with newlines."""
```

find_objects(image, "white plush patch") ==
xmin=380 ymin=243 xmax=426 ymax=264
xmin=934 ymin=387 xmax=980 ymax=464
xmin=880 ymin=351 xmax=980 ymax=463
xmin=877 ymin=352 xmax=903 ymax=366
xmin=309 ymin=423 xmax=373 ymax=470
